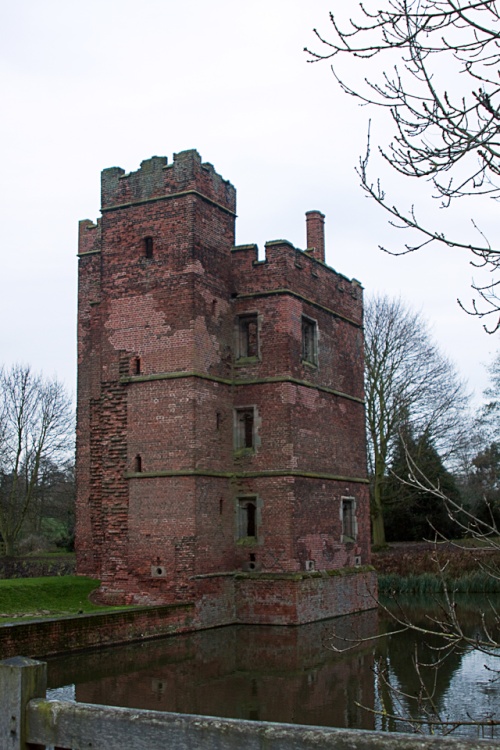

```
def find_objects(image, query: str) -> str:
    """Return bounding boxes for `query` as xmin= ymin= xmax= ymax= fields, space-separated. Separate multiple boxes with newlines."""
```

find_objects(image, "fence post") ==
xmin=0 ymin=656 xmax=47 ymax=750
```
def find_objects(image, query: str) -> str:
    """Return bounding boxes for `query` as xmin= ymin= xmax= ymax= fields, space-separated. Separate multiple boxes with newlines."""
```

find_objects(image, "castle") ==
xmin=76 ymin=149 xmax=376 ymax=626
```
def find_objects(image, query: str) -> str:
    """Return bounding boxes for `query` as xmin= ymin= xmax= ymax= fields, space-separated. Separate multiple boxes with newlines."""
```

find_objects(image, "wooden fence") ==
xmin=2 ymin=656 xmax=500 ymax=750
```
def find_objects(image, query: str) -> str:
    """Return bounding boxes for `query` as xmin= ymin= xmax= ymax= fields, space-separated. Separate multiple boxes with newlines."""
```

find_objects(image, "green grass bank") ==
xmin=0 ymin=576 xmax=118 ymax=623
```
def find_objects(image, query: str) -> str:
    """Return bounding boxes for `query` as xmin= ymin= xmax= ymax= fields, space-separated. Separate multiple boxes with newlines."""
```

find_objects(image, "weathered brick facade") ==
xmin=76 ymin=149 xmax=376 ymax=624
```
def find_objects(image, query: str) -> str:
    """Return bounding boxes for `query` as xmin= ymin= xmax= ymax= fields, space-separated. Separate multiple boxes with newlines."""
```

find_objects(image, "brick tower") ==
xmin=76 ymin=150 xmax=376 ymax=626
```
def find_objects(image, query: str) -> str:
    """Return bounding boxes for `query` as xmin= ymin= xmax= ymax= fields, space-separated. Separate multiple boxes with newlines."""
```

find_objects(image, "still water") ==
xmin=46 ymin=597 xmax=500 ymax=739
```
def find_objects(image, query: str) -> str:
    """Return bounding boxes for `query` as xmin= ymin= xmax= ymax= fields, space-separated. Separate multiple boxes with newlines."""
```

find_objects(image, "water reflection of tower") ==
xmin=67 ymin=610 xmax=377 ymax=730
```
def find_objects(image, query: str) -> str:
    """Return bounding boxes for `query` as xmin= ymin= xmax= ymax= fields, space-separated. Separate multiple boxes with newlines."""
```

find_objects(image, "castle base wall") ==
xmin=90 ymin=569 xmax=378 ymax=628
xmin=233 ymin=569 xmax=377 ymax=626
xmin=194 ymin=575 xmax=237 ymax=629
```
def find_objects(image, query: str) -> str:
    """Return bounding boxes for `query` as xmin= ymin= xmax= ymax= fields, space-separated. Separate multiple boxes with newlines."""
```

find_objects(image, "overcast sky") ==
xmin=1 ymin=0 xmax=497 ymax=407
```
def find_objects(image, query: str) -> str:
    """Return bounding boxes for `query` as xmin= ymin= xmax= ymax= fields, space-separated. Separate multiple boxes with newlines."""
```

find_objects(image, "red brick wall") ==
xmin=231 ymin=241 xmax=363 ymax=331
xmin=235 ymin=570 xmax=377 ymax=626
xmin=0 ymin=604 xmax=194 ymax=659
xmin=76 ymin=149 xmax=372 ymax=622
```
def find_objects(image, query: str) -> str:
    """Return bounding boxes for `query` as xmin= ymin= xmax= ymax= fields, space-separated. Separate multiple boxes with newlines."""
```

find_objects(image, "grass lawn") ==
xmin=0 ymin=576 xmax=119 ymax=623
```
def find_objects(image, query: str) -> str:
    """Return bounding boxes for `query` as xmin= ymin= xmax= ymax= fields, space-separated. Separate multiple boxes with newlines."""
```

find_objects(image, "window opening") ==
xmin=302 ymin=316 xmax=317 ymax=364
xmin=216 ymin=411 xmax=221 ymax=430
xmin=144 ymin=237 xmax=153 ymax=259
xmin=134 ymin=357 xmax=141 ymax=375
xmin=246 ymin=502 xmax=256 ymax=537
xmin=235 ymin=408 xmax=255 ymax=450
xmin=238 ymin=314 xmax=259 ymax=359
xmin=134 ymin=455 xmax=142 ymax=473
xmin=342 ymin=498 xmax=356 ymax=541
xmin=238 ymin=498 xmax=257 ymax=539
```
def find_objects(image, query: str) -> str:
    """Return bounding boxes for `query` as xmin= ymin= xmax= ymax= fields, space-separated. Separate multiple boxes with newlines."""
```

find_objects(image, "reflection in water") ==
xmin=47 ymin=610 xmax=377 ymax=731
xmin=375 ymin=595 xmax=500 ymax=738
xmin=45 ymin=597 xmax=500 ymax=738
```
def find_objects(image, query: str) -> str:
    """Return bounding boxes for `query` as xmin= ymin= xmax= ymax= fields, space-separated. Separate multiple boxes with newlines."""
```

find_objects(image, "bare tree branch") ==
xmin=308 ymin=0 xmax=500 ymax=327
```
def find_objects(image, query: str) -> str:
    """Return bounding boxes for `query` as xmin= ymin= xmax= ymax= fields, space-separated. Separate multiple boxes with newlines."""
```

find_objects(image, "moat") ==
xmin=45 ymin=597 xmax=500 ymax=739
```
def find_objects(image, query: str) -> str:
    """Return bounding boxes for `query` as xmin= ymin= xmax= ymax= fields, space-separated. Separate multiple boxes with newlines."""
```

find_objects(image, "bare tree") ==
xmin=481 ymin=349 xmax=500 ymax=444
xmin=365 ymin=295 xmax=470 ymax=545
xmin=379 ymin=439 xmax=500 ymax=733
xmin=328 ymin=340 xmax=499 ymax=735
xmin=0 ymin=364 xmax=74 ymax=555
xmin=307 ymin=0 xmax=500 ymax=330
xmin=329 ymin=444 xmax=500 ymax=734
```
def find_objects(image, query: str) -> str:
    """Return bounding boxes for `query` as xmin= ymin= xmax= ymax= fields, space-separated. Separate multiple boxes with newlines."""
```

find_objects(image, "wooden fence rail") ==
xmin=2 ymin=656 xmax=500 ymax=750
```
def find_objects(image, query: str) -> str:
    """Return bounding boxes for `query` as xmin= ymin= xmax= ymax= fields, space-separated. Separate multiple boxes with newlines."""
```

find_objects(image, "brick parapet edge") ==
xmin=0 ymin=603 xmax=195 ymax=660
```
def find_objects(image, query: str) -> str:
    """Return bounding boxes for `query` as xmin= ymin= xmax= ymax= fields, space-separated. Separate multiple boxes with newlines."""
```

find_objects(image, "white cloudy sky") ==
xmin=0 ymin=0 xmax=497 ymax=406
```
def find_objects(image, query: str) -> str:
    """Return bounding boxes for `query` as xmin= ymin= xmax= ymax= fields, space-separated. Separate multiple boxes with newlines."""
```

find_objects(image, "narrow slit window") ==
xmin=144 ymin=237 xmax=154 ymax=259
xmin=235 ymin=408 xmax=255 ymax=450
xmin=134 ymin=357 xmax=141 ymax=375
xmin=237 ymin=314 xmax=259 ymax=359
xmin=134 ymin=455 xmax=142 ymax=473
xmin=302 ymin=316 xmax=317 ymax=365
xmin=246 ymin=502 xmax=256 ymax=537
xmin=342 ymin=498 xmax=356 ymax=541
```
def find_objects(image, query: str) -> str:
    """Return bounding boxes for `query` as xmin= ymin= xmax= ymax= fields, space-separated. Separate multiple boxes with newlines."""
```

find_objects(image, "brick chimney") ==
xmin=305 ymin=211 xmax=325 ymax=263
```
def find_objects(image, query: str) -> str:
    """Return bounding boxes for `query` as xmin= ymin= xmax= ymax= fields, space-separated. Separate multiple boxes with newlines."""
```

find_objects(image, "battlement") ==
xmin=230 ymin=214 xmax=363 ymax=327
xmin=78 ymin=218 xmax=101 ymax=255
xmin=101 ymin=149 xmax=236 ymax=214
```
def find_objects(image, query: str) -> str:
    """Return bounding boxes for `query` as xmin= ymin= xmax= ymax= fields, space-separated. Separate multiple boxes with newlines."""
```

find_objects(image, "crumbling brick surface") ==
xmin=76 ymin=149 xmax=373 ymax=623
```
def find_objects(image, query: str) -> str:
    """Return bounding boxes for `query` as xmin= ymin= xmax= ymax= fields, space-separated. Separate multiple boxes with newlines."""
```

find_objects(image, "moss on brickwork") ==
xmin=325 ymin=565 xmax=374 ymax=577
xmin=236 ymin=537 xmax=258 ymax=547
xmin=234 ymin=566 xmax=374 ymax=581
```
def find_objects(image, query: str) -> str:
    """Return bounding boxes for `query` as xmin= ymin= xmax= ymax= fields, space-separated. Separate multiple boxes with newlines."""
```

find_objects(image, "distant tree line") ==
xmin=365 ymin=294 xmax=500 ymax=546
xmin=0 ymin=364 xmax=74 ymax=556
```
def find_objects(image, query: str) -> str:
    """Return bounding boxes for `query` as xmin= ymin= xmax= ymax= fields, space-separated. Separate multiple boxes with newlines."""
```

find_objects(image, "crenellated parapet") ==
xmin=78 ymin=218 xmax=101 ymax=255
xmin=231 ymin=218 xmax=363 ymax=328
xmin=100 ymin=149 xmax=236 ymax=214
